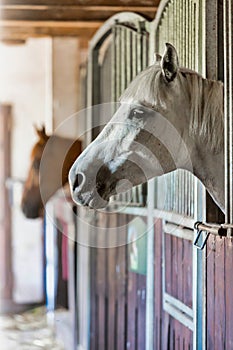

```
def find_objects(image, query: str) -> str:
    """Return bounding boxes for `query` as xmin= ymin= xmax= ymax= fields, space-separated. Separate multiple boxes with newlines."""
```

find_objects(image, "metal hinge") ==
xmin=193 ymin=221 xmax=233 ymax=250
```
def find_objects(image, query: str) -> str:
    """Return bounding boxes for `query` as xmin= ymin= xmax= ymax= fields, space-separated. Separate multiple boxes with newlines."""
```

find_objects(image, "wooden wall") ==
xmin=154 ymin=219 xmax=193 ymax=350
xmin=89 ymin=213 xmax=147 ymax=350
xmin=206 ymin=236 xmax=233 ymax=349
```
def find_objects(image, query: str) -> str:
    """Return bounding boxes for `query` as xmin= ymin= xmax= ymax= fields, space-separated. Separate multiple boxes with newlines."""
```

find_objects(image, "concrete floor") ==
xmin=0 ymin=307 xmax=72 ymax=350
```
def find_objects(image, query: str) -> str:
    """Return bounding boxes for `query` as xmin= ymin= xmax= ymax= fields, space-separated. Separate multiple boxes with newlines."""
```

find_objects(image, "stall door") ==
xmin=151 ymin=0 xmax=205 ymax=348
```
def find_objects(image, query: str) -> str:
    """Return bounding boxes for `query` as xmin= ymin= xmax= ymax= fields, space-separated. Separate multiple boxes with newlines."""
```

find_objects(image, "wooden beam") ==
xmin=0 ymin=5 xmax=157 ymax=21
xmin=0 ymin=21 xmax=102 ymax=40
xmin=1 ymin=0 xmax=159 ymax=6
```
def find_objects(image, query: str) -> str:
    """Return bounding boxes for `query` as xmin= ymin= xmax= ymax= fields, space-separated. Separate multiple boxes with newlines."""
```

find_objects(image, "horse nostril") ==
xmin=73 ymin=172 xmax=85 ymax=191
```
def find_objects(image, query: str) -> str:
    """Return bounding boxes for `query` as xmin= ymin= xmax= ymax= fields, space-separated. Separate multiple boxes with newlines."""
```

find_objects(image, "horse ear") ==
xmin=161 ymin=43 xmax=179 ymax=82
xmin=34 ymin=124 xmax=48 ymax=142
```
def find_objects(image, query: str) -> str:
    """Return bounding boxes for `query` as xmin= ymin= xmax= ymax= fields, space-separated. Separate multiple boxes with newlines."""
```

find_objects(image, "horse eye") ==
xmin=130 ymin=108 xmax=144 ymax=118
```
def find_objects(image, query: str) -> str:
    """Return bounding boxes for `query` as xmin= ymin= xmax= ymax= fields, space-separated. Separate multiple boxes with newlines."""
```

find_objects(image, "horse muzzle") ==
xmin=69 ymin=167 xmax=112 ymax=209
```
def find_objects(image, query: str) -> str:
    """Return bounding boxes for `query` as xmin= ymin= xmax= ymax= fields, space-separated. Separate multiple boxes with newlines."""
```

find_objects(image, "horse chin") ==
xmin=21 ymin=202 xmax=44 ymax=219
xmin=88 ymin=196 xmax=109 ymax=209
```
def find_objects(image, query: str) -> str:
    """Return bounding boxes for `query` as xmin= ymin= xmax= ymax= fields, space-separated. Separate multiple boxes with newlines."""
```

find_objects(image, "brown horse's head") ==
xmin=21 ymin=126 xmax=49 ymax=218
xmin=21 ymin=125 xmax=82 ymax=219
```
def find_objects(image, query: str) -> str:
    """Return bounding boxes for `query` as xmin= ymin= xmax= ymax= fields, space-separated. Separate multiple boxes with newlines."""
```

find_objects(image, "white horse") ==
xmin=69 ymin=43 xmax=224 ymax=211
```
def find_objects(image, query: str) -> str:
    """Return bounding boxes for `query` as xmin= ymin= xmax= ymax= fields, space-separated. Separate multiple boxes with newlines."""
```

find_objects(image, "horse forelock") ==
xmin=120 ymin=64 xmax=223 ymax=154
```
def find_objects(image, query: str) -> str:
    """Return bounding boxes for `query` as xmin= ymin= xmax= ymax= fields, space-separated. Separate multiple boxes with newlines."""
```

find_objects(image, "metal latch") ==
xmin=194 ymin=222 xmax=228 ymax=250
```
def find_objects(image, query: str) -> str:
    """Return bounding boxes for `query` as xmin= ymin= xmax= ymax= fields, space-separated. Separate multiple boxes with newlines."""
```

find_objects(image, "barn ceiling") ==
xmin=0 ymin=1 xmax=159 ymax=42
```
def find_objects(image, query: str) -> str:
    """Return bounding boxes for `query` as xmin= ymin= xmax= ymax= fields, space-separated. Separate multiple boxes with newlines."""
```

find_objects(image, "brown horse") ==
xmin=21 ymin=126 xmax=82 ymax=219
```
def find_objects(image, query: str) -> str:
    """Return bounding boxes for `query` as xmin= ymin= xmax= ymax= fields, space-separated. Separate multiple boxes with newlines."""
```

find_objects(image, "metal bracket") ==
xmin=193 ymin=221 xmax=229 ymax=250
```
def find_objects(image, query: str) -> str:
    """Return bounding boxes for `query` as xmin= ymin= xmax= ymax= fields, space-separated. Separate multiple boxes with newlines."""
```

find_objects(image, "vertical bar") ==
xmin=132 ymin=30 xmax=137 ymax=79
xmin=137 ymin=22 xmax=142 ymax=74
xmin=115 ymin=25 xmax=121 ymax=100
xmin=111 ymin=25 xmax=117 ymax=103
xmin=223 ymin=0 xmax=233 ymax=235
xmin=126 ymin=28 xmax=131 ymax=86
xmin=121 ymin=27 xmax=126 ymax=93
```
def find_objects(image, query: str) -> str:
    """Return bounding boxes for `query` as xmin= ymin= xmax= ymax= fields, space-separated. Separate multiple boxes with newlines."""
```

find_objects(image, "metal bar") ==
xmin=223 ymin=0 xmax=233 ymax=236
xmin=194 ymin=222 xmax=228 ymax=236
xmin=111 ymin=25 xmax=117 ymax=103
xmin=126 ymin=28 xmax=131 ymax=86
xmin=131 ymin=30 xmax=137 ymax=79
xmin=115 ymin=24 xmax=121 ymax=100
xmin=193 ymin=221 xmax=228 ymax=249
xmin=120 ymin=26 xmax=126 ymax=93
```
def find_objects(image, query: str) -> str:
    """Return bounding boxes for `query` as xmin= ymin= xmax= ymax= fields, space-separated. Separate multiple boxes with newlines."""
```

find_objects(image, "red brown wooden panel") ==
xmin=225 ymin=238 xmax=233 ymax=350
xmin=96 ymin=212 xmax=108 ymax=350
xmin=214 ymin=237 xmax=225 ymax=349
xmin=89 ymin=213 xmax=147 ymax=349
xmin=136 ymin=273 xmax=146 ymax=350
xmin=172 ymin=236 xmax=178 ymax=300
xmin=183 ymin=239 xmax=193 ymax=309
xmin=126 ymin=269 xmax=137 ymax=349
xmin=90 ymin=244 xmax=97 ymax=349
xmin=164 ymin=234 xmax=193 ymax=307
xmin=154 ymin=219 xmax=193 ymax=350
xmin=206 ymin=236 xmax=233 ymax=350
xmin=107 ymin=213 xmax=117 ymax=350
xmin=169 ymin=317 xmax=193 ymax=350
xmin=154 ymin=219 xmax=163 ymax=350
xmin=165 ymin=232 xmax=172 ymax=295
xmin=206 ymin=236 xmax=216 ymax=350
xmin=116 ymin=214 xmax=127 ymax=350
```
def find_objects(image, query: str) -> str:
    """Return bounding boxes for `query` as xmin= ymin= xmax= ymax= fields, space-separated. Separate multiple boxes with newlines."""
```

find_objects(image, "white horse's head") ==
xmin=69 ymin=43 xmax=223 ymax=209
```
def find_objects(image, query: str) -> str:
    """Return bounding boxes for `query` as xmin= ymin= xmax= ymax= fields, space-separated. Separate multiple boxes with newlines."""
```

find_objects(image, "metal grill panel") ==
xmin=111 ymin=22 xmax=149 ymax=207
xmin=155 ymin=0 xmax=202 ymax=218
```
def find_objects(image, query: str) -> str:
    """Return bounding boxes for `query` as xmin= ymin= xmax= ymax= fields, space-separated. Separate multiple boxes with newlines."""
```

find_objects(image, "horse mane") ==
xmin=120 ymin=64 xmax=224 ymax=154
xmin=186 ymin=72 xmax=223 ymax=154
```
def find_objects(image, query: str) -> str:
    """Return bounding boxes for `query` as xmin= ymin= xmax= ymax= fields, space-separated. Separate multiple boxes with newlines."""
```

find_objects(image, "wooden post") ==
xmin=0 ymin=104 xmax=12 ymax=305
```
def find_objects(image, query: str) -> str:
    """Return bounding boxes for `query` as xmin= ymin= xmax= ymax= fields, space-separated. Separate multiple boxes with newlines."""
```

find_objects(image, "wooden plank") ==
xmin=90 ymin=245 xmax=97 ymax=350
xmin=116 ymin=214 xmax=127 ymax=350
xmin=0 ymin=6 xmax=157 ymax=22
xmin=165 ymin=231 xmax=172 ymax=295
xmin=206 ymin=235 xmax=215 ymax=350
xmin=183 ymin=239 xmax=192 ymax=309
xmin=0 ymin=20 xmax=102 ymax=40
xmin=1 ymin=0 xmax=159 ymax=6
xmin=177 ymin=237 xmax=183 ymax=304
xmin=172 ymin=235 xmax=178 ymax=300
xmin=225 ymin=238 xmax=233 ymax=349
xmin=106 ymin=214 xmax=117 ymax=350
xmin=183 ymin=238 xmax=193 ymax=347
xmin=137 ymin=274 xmax=146 ymax=350
xmin=154 ymin=219 xmax=162 ymax=350
xmin=88 ymin=209 xmax=98 ymax=350
xmin=96 ymin=212 xmax=108 ymax=350
xmin=214 ymin=237 xmax=226 ymax=350
xmin=127 ymin=252 xmax=137 ymax=348
xmin=170 ymin=317 xmax=175 ymax=350
xmin=0 ymin=105 xmax=12 ymax=301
